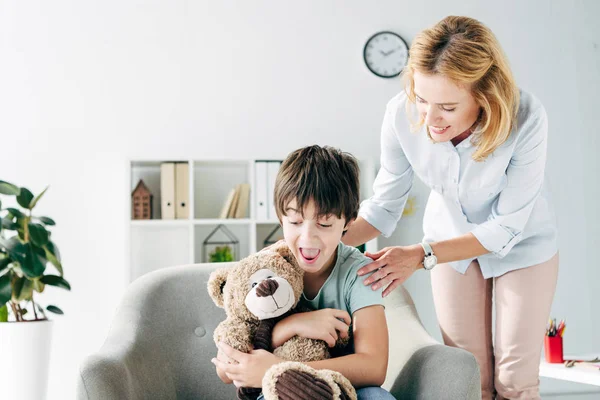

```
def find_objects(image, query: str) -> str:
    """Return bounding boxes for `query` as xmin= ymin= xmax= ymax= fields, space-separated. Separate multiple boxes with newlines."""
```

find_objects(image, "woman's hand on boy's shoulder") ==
xmin=287 ymin=309 xmax=351 ymax=347
xmin=359 ymin=245 xmax=423 ymax=297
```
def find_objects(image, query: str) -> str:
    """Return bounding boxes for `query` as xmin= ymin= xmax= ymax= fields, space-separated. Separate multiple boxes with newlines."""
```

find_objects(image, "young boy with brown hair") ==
xmin=213 ymin=145 xmax=394 ymax=400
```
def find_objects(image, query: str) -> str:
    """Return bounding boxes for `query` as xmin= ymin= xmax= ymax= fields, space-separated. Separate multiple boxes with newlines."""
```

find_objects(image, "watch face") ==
xmin=424 ymin=255 xmax=437 ymax=270
xmin=363 ymin=31 xmax=408 ymax=78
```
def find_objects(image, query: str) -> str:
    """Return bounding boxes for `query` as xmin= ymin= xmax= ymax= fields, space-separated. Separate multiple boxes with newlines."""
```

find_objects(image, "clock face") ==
xmin=363 ymin=31 xmax=409 ymax=78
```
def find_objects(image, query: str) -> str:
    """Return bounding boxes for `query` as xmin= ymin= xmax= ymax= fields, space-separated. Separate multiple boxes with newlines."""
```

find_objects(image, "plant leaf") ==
xmin=41 ymin=275 xmax=71 ymax=290
xmin=28 ymin=223 xmax=49 ymax=247
xmin=19 ymin=243 xmax=46 ymax=278
xmin=16 ymin=279 xmax=33 ymax=301
xmin=1 ymin=217 xmax=18 ymax=230
xmin=0 ymin=236 xmax=26 ymax=259
xmin=0 ymin=257 xmax=11 ymax=274
xmin=46 ymin=240 xmax=61 ymax=261
xmin=32 ymin=279 xmax=45 ymax=293
xmin=0 ymin=181 xmax=20 ymax=196
xmin=6 ymin=208 xmax=24 ymax=219
xmin=37 ymin=216 xmax=56 ymax=226
xmin=0 ymin=273 xmax=11 ymax=304
xmin=43 ymin=244 xmax=63 ymax=276
xmin=28 ymin=186 xmax=49 ymax=210
xmin=17 ymin=188 xmax=34 ymax=209
xmin=12 ymin=276 xmax=25 ymax=300
xmin=46 ymin=305 xmax=63 ymax=315
xmin=0 ymin=304 xmax=7 ymax=322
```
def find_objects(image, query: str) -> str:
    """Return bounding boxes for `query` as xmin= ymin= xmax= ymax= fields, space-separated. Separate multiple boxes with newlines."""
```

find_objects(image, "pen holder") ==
xmin=544 ymin=335 xmax=564 ymax=363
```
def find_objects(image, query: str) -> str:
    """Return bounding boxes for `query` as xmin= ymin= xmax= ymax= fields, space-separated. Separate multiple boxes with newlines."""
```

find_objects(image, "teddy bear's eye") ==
xmin=267 ymin=276 xmax=273 ymax=279
xmin=252 ymin=282 xmax=257 ymax=288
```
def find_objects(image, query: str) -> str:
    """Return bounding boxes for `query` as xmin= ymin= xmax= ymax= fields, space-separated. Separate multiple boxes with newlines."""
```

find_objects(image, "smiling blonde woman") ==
xmin=344 ymin=16 xmax=558 ymax=400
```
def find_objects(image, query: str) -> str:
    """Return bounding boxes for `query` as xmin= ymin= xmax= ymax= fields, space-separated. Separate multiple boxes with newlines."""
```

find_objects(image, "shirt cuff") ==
xmin=358 ymin=201 xmax=399 ymax=238
xmin=471 ymin=222 xmax=523 ymax=259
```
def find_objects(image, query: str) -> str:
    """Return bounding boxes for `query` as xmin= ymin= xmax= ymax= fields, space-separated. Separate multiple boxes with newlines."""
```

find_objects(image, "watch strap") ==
xmin=420 ymin=241 xmax=433 ymax=257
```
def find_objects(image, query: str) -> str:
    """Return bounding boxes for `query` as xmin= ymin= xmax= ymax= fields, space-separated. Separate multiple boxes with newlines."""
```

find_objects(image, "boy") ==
xmin=212 ymin=145 xmax=394 ymax=400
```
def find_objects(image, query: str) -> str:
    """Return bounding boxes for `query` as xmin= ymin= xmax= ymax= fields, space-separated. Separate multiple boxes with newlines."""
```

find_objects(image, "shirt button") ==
xmin=453 ymin=178 xmax=457 ymax=183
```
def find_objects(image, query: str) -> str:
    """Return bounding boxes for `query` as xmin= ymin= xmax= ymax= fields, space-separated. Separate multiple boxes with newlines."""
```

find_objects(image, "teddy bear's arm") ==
xmin=213 ymin=318 xmax=255 ymax=354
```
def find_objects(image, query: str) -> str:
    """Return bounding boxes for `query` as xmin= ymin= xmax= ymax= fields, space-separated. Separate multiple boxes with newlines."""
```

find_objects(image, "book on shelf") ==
xmin=160 ymin=162 xmax=176 ymax=219
xmin=255 ymin=161 xmax=268 ymax=220
xmin=226 ymin=184 xmax=242 ymax=218
xmin=255 ymin=160 xmax=282 ymax=221
xmin=234 ymin=183 xmax=250 ymax=218
xmin=175 ymin=163 xmax=189 ymax=219
xmin=219 ymin=183 xmax=251 ymax=219
xmin=160 ymin=162 xmax=189 ymax=220
xmin=219 ymin=188 xmax=237 ymax=219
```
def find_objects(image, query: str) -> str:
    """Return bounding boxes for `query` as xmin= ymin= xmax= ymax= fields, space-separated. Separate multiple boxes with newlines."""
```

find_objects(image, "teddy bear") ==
xmin=207 ymin=242 xmax=356 ymax=400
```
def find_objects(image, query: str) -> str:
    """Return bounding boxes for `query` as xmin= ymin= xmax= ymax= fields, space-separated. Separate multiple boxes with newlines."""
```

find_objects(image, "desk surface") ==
xmin=540 ymin=354 xmax=600 ymax=387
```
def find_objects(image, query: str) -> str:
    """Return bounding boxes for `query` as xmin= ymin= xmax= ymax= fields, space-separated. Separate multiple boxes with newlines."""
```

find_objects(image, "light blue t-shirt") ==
xmin=300 ymin=242 xmax=384 ymax=316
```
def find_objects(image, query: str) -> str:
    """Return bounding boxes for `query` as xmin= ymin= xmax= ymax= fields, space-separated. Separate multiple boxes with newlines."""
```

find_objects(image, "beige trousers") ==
xmin=431 ymin=254 xmax=559 ymax=400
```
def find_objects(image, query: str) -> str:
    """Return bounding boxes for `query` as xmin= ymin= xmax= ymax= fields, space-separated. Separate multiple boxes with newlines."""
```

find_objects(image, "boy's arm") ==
xmin=272 ymin=309 xmax=351 ymax=348
xmin=306 ymin=305 xmax=388 ymax=387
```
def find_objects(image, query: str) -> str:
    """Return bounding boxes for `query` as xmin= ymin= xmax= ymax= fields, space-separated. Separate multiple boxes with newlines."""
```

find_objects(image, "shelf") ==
xmin=193 ymin=218 xmax=252 ymax=225
xmin=128 ymin=158 xmax=379 ymax=281
xmin=131 ymin=219 xmax=191 ymax=227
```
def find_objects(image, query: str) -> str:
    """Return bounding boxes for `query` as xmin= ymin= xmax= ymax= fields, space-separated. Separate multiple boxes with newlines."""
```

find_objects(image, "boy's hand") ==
xmin=288 ymin=309 xmax=351 ymax=347
xmin=212 ymin=342 xmax=282 ymax=388
xmin=215 ymin=349 xmax=234 ymax=384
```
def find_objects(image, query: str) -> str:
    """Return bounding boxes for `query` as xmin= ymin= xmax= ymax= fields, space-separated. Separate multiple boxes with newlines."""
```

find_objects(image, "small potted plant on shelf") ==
xmin=0 ymin=179 xmax=71 ymax=400
xmin=209 ymin=245 xmax=234 ymax=263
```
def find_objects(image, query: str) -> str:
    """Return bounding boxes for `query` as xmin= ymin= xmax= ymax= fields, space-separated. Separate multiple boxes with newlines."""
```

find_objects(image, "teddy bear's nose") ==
xmin=256 ymin=279 xmax=279 ymax=297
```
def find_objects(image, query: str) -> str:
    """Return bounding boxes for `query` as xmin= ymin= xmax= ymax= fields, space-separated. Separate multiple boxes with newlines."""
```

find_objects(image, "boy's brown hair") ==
xmin=274 ymin=145 xmax=360 ymax=226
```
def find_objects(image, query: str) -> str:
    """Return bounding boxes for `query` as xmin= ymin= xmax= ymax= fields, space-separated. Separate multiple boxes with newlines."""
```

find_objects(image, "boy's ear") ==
xmin=207 ymin=268 xmax=229 ymax=308
xmin=342 ymin=218 xmax=356 ymax=236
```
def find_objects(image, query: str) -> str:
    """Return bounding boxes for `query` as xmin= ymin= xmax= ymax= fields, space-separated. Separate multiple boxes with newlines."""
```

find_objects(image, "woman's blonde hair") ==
xmin=403 ymin=16 xmax=520 ymax=161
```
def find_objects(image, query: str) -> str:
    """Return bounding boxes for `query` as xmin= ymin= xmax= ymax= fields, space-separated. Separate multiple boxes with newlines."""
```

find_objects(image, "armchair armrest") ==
xmin=77 ymin=308 xmax=177 ymax=400
xmin=382 ymin=286 xmax=481 ymax=400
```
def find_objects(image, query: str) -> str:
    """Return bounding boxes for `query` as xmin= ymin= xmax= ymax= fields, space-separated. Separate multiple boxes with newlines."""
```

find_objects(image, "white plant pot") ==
xmin=0 ymin=320 xmax=54 ymax=400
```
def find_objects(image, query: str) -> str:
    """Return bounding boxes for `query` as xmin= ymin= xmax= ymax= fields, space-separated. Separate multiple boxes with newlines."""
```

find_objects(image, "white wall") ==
xmin=0 ymin=1 xmax=598 ymax=398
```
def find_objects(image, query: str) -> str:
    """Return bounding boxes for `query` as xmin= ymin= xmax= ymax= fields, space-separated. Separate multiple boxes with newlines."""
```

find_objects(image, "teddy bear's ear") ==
xmin=207 ymin=268 xmax=229 ymax=308
xmin=272 ymin=241 xmax=298 ymax=268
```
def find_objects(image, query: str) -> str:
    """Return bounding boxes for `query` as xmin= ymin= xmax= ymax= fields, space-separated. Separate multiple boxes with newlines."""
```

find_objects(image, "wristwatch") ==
xmin=420 ymin=242 xmax=438 ymax=271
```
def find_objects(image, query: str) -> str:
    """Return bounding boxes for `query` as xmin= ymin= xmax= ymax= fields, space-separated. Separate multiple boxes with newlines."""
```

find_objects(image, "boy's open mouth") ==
xmin=299 ymin=248 xmax=320 ymax=264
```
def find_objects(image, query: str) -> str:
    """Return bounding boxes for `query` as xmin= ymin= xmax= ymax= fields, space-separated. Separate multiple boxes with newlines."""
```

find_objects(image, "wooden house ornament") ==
xmin=132 ymin=179 xmax=153 ymax=220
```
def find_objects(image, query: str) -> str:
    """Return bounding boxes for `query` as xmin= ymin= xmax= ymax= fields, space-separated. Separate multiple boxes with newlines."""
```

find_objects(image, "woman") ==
xmin=343 ymin=16 xmax=558 ymax=400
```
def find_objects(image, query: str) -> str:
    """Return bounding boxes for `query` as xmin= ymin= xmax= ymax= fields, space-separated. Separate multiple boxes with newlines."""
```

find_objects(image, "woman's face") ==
xmin=413 ymin=71 xmax=481 ymax=144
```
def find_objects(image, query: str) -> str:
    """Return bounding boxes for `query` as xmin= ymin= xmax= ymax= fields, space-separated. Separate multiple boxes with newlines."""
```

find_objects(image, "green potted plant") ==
xmin=209 ymin=245 xmax=234 ymax=263
xmin=0 ymin=179 xmax=70 ymax=400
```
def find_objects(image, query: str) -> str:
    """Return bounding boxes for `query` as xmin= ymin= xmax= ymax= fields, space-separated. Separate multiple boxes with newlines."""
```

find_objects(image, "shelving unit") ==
xmin=127 ymin=158 xmax=379 ymax=282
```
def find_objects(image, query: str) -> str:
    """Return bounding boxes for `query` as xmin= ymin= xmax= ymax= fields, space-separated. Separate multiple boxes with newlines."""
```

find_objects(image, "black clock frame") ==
xmin=363 ymin=31 xmax=408 ymax=79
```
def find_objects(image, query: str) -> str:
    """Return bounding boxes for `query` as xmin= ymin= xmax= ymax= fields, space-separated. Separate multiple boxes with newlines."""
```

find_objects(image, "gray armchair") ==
xmin=77 ymin=263 xmax=480 ymax=399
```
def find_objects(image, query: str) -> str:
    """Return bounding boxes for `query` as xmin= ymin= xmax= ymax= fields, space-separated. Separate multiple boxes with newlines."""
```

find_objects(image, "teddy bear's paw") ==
xmin=237 ymin=386 xmax=263 ymax=400
xmin=320 ymin=370 xmax=357 ymax=400
xmin=262 ymin=361 xmax=339 ymax=400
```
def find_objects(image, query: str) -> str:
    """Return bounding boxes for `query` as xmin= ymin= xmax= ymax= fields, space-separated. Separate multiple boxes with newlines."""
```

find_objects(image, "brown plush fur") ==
xmin=207 ymin=242 xmax=355 ymax=400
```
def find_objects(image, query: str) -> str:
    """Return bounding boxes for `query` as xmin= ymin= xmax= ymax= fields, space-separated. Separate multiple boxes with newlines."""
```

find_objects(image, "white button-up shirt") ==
xmin=359 ymin=90 xmax=558 ymax=278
